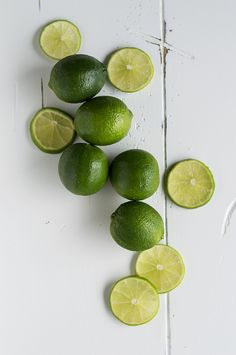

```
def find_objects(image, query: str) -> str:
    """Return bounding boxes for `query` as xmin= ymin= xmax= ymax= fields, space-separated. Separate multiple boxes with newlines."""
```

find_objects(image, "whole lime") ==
xmin=74 ymin=96 xmax=133 ymax=145
xmin=48 ymin=54 xmax=107 ymax=103
xmin=58 ymin=143 xmax=109 ymax=195
xmin=110 ymin=149 xmax=159 ymax=200
xmin=110 ymin=201 xmax=164 ymax=251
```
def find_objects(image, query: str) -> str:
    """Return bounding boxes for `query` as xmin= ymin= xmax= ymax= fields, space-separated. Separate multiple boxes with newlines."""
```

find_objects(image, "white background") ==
xmin=0 ymin=0 xmax=235 ymax=354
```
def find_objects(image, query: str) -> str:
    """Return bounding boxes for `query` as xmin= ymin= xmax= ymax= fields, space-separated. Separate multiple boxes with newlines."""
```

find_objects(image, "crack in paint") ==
xmin=38 ymin=0 xmax=41 ymax=12
xmin=128 ymin=30 xmax=195 ymax=59
xmin=221 ymin=199 xmax=236 ymax=237
xmin=40 ymin=77 xmax=44 ymax=108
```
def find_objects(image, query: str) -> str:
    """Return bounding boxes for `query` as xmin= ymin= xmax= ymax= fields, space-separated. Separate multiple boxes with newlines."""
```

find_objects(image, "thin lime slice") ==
xmin=40 ymin=20 xmax=81 ymax=60
xmin=136 ymin=245 xmax=185 ymax=293
xmin=167 ymin=159 xmax=215 ymax=208
xmin=30 ymin=108 xmax=76 ymax=153
xmin=107 ymin=47 xmax=154 ymax=92
xmin=110 ymin=276 xmax=159 ymax=326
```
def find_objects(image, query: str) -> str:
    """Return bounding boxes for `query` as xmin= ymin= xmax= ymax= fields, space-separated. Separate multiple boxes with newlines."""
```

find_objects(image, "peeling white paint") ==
xmin=221 ymin=198 xmax=236 ymax=237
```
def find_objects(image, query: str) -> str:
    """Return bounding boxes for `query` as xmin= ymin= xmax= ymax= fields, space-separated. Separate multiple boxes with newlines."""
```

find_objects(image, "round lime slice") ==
xmin=30 ymin=108 xmax=76 ymax=154
xmin=39 ymin=20 xmax=81 ymax=60
xmin=107 ymin=47 xmax=154 ymax=92
xmin=136 ymin=245 xmax=185 ymax=294
xmin=167 ymin=159 xmax=215 ymax=208
xmin=110 ymin=276 xmax=159 ymax=326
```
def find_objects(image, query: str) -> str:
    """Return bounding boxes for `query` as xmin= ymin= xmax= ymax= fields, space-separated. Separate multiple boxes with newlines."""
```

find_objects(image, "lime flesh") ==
xmin=167 ymin=159 xmax=215 ymax=208
xmin=136 ymin=245 xmax=185 ymax=293
xmin=30 ymin=108 xmax=76 ymax=153
xmin=40 ymin=20 xmax=81 ymax=60
xmin=107 ymin=47 xmax=154 ymax=92
xmin=110 ymin=276 xmax=159 ymax=326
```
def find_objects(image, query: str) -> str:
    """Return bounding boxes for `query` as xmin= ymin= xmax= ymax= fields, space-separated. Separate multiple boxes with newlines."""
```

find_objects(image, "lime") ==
xmin=110 ymin=201 xmax=164 ymax=251
xmin=167 ymin=159 xmax=215 ymax=208
xmin=110 ymin=149 xmax=159 ymax=200
xmin=39 ymin=20 xmax=81 ymax=60
xmin=136 ymin=245 xmax=185 ymax=293
xmin=110 ymin=276 xmax=159 ymax=326
xmin=49 ymin=54 xmax=107 ymax=103
xmin=107 ymin=47 xmax=154 ymax=92
xmin=58 ymin=143 xmax=108 ymax=195
xmin=75 ymin=96 xmax=133 ymax=145
xmin=30 ymin=108 xmax=76 ymax=153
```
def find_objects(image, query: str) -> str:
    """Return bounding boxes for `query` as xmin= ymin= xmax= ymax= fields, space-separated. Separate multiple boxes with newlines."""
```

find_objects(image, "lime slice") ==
xmin=136 ymin=245 xmax=185 ymax=293
xmin=110 ymin=276 xmax=159 ymax=326
xmin=167 ymin=159 xmax=215 ymax=208
xmin=107 ymin=47 xmax=154 ymax=92
xmin=30 ymin=108 xmax=76 ymax=153
xmin=40 ymin=20 xmax=81 ymax=60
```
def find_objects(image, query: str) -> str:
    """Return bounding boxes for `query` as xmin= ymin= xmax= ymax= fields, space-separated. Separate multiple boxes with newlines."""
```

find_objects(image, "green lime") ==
xmin=110 ymin=201 xmax=164 ymax=251
xmin=48 ymin=54 xmax=107 ymax=103
xmin=58 ymin=143 xmax=108 ymax=195
xmin=107 ymin=47 xmax=154 ymax=92
xmin=136 ymin=245 xmax=185 ymax=293
xmin=74 ymin=96 xmax=133 ymax=145
xmin=30 ymin=108 xmax=76 ymax=154
xmin=110 ymin=276 xmax=159 ymax=326
xmin=110 ymin=149 xmax=159 ymax=200
xmin=39 ymin=20 xmax=81 ymax=60
xmin=167 ymin=159 xmax=215 ymax=208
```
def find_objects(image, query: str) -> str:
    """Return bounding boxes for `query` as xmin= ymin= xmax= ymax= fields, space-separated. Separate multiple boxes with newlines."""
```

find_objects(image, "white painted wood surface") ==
xmin=0 ymin=0 xmax=235 ymax=354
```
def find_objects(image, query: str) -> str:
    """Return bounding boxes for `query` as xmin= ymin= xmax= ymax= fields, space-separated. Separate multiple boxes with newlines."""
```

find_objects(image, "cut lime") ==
xmin=30 ymin=108 xmax=76 ymax=153
xmin=167 ymin=159 xmax=215 ymax=208
xmin=110 ymin=276 xmax=159 ymax=326
xmin=40 ymin=20 xmax=81 ymax=60
xmin=136 ymin=245 xmax=185 ymax=293
xmin=107 ymin=47 xmax=154 ymax=92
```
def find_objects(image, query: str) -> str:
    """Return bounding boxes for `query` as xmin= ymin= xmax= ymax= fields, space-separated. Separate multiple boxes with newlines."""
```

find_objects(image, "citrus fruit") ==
xmin=110 ymin=201 xmax=164 ymax=251
xmin=107 ymin=47 xmax=154 ymax=92
xmin=30 ymin=108 xmax=76 ymax=153
xmin=110 ymin=276 xmax=159 ymax=326
xmin=39 ymin=20 xmax=81 ymax=60
xmin=74 ymin=96 xmax=133 ymax=145
xmin=58 ymin=143 xmax=108 ymax=195
xmin=136 ymin=245 xmax=185 ymax=293
xmin=48 ymin=54 xmax=107 ymax=103
xmin=167 ymin=159 xmax=215 ymax=208
xmin=110 ymin=149 xmax=159 ymax=200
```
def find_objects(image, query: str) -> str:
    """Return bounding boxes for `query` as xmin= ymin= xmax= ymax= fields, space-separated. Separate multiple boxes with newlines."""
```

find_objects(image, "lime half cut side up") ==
xmin=110 ymin=276 xmax=159 ymax=326
xmin=30 ymin=108 xmax=76 ymax=153
xmin=107 ymin=47 xmax=154 ymax=92
xmin=167 ymin=159 xmax=215 ymax=208
xmin=40 ymin=20 xmax=81 ymax=60
xmin=136 ymin=245 xmax=185 ymax=294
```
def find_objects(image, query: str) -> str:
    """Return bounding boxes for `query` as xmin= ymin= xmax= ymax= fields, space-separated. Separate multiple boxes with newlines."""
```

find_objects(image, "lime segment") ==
xmin=110 ymin=276 xmax=159 ymax=326
xmin=107 ymin=47 xmax=154 ymax=92
xmin=40 ymin=20 xmax=81 ymax=60
xmin=167 ymin=159 xmax=215 ymax=208
xmin=30 ymin=108 xmax=76 ymax=153
xmin=136 ymin=245 xmax=185 ymax=293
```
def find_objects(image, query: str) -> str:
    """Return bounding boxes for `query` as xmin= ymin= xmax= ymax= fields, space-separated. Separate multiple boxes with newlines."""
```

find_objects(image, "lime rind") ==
xmin=167 ymin=159 xmax=215 ymax=209
xmin=39 ymin=20 xmax=81 ymax=60
xmin=30 ymin=107 xmax=76 ymax=154
xmin=109 ymin=276 xmax=160 ymax=326
xmin=107 ymin=47 xmax=154 ymax=93
xmin=136 ymin=245 xmax=185 ymax=294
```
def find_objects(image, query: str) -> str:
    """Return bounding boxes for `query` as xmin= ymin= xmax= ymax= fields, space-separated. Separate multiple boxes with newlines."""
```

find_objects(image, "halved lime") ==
xmin=167 ymin=159 xmax=215 ymax=208
xmin=136 ymin=245 xmax=185 ymax=293
xmin=107 ymin=47 xmax=154 ymax=92
xmin=110 ymin=276 xmax=159 ymax=326
xmin=40 ymin=20 xmax=81 ymax=60
xmin=30 ymin=108 xmax=76 ymax=153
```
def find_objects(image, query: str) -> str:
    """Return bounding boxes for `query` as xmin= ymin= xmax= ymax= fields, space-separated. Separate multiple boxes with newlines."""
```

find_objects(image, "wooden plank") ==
xmin=164 ymin=0 xmax=236 ymax=354
xmin=0 ymin=1 xmax=167 ymax=354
